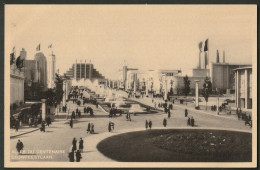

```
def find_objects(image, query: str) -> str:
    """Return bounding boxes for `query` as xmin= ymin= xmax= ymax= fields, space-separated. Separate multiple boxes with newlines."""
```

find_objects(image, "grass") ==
xmin=97 ymin=129 xmax=251 ymax=162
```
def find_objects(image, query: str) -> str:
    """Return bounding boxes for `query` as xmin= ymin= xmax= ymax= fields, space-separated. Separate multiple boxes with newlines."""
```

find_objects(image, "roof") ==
xmin=233 ymin=66 xmax=252 ymax=71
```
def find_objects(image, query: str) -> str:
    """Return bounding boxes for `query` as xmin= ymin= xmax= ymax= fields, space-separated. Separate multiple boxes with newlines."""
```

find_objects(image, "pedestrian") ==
xmin=28 ymin=117 xmax=32 ymax=127
xmin=87 ymin=123 xmax=90 ymax=133
xmin=168 ymin=109 xmax=171 ymax=119
xmin=91 ymin=123 xmax=94 ymax=134
xmin=191 ymin=116 xmax=195 ymax=127
xmin=96 ymin=103 xmax=98 ymax=109
xmin=154 ymin=102 xmax=157 ymax=108
xmin=185 ymin=109 xmax=188 ymax=117
xmin=16 ymin=139 xmax=24 ymax=155
xmin=68 ymin=149 xmax=74 ymax=162
xmin=79 ymin=138 xmax=84 ymax=152
xmin=15 ymin=120 xmax=19 ymax=132
xmin=76 ymin=150 xmax=82 ymax=162
xmin=163 ymin=118 xmax=167 ymax=127
xmin=145 ymin=120 xmax=148 ymax=129
xmin=187 ymin=117 xmax=191 ymax=126
xmin=72 ymin=111 xmax=76 ymax=119
xmin=46 ymin=116 xmax=51 ymax=126
xmin=78 ymin=111 xmax=81 ymax=118
xmin=108 ymin=122 xmax=111 ymax=132
xmin=148 ymin=120 xmax=152 ymax=129
xmin=72 ymin=138 xmax=77 ymax=152
xmin=70 ymin=119 xmax=73 ymax=128
xmin=41 ymin=121 xmax=45 ymax=132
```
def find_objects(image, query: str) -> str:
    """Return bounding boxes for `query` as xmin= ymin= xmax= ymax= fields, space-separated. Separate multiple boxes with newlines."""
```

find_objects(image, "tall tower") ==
xmin=34 ymin=52 xmax=47 ymax=90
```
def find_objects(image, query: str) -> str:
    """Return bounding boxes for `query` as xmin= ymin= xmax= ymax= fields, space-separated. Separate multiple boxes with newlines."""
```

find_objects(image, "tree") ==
xmin=45 ymin=74 xmax=64 ymax=108
xmin=182 ymin=75 xmax=191 ymax=96
xmin=202 ymin=77 xmax=212 ymax=110
xmin=54 ymin=74 xmax=64 ymax=106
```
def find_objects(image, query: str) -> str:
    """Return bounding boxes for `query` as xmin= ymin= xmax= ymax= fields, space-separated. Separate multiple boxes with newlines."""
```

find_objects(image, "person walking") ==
xmin=185 ymin=109 xmax=188 ymax=117
xmin=191 ymin=116 xmax=195 ymax=127
xmin=163 ymin=118 xmax=167 ymax=127
xmin=46 ymin=116 xmax=51 ymax=126
xmin=87 ymin=123 xmax=90 ymax=133
xmin=16 ymin=139 xmax=24 ymax=155
xmin=145 ymin=120 xmax=148 ymax=129
xmin=148 ymin=120 xmax=152 ymax=129
xmin=91 ymin=123 xmax=94 ymax=134
xmin=15 ymin=120 xmax=19 ymax=132
xmin=70 ymin=119 xmax=73 ymax=128
xmin=72 ymin=138 xmax=77 ymax=152
xmin=108 ymin=122 xmax=111 ymax=132
xmin=68 ymin=149 xmax=74 ymax=162
xmin=167 ymin=109 xmax=171 ymax=119
xmin=187 ymin=117 xmax=191 ymax=126
xmin=79 ymin=138 xmax=84 ymax=153
xmin=76 ymin=150 xmax=82 ymax=162
xmin=41 ymin=121 xmax=45 ymax=132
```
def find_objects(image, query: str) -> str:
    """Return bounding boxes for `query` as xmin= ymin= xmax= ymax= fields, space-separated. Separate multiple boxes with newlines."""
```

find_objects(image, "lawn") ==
xmin=97 ymin=129 xmax=251 ymax=162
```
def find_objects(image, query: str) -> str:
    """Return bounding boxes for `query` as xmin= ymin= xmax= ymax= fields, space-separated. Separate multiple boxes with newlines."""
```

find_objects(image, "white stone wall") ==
xmin=10 ymin=66 xmax=24 ymax=106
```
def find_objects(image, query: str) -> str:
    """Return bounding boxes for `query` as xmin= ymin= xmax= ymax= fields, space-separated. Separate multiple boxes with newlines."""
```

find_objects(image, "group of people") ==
xmin=69 ymin=137 xmax=84 ymax=162
xmin=86 ymin=122 xmax=95 ymax=134
xmin=84 ymin=106 xmax=94 ymax=116
xmin=145 ymin=120 xmax=152 ymax=129
xmin=187 ymin=116 xmax=195 ymax=127
xmin=236 ymin=108 xmax=252 ymax=127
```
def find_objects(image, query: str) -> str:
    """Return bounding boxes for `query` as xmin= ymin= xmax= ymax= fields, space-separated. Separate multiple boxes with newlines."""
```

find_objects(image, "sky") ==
xmin=5 ymin=5 xmax=256 ymax=79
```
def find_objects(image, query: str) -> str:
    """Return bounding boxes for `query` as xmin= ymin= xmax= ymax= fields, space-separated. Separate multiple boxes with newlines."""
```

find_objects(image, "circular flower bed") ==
xmin=97 ymin=129 xmax=251 ymax=162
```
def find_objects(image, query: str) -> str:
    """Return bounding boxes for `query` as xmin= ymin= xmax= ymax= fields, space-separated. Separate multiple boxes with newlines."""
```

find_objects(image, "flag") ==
xmin=48 ymin=44 xmax=52 ymax=48
xmin=10 ymin=52 xmax=15 ymax=65
xmin=36 ymin=44 xmax=40 ymax=51
xmin=204 ymin=39 xmax=208 ymax=51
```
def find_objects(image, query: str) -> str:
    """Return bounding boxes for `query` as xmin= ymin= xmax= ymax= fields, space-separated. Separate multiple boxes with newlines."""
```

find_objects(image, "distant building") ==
xmin=34 ymin=52 xmax=48 ymax=90
xmin=47 ymin=52 xmax=56 ymax=88
xmin=234 ymin=67 xmax=252 ymax=110
xmin=10 ymin=64 xmax=24 ymax=106
xmin=210 ymin=62 xmax=251 ymax=93
xmin=24 ymin=60 xmax=41 ymax=100
xmin=64 ymin=60 xmax=106 ymax=84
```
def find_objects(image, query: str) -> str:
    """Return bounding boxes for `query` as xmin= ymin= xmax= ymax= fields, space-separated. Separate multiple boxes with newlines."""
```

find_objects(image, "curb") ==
xmin=10 ymin=128 xmax=40 ymax=139
xmin=173 ymin=104 xmax=238 ymax=120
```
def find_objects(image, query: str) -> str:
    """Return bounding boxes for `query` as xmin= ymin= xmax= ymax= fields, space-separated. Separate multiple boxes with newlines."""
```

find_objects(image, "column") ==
xmin=164 ymin=79 xmax=168 ymax=100
xmin=80 ymin=60 xmax=82 ymax=80
xmin=63 ymin=81 xmax=66 ymax=107
xmin=41 ymin=99 xmax=46 ymax=120
xmin=195 ymin=80 xmax=199 ymax=108
xmin=236 ymin=70 xmax=239 ymax=108
xmin=245 ymin=69 xmax=248 ymax=109
xmin=85 ymin=60 xmax=86 ymax=80
xmin=235 ymin=71 xmax=237 ymax=107
xmin=146 ymin=79 xmax=149 ymax=95
xmin=74 ymin=61 xmax=77 ymax=80
xmin=89 ymin=61 xmax=92 ymax=81
xmin=198 ymin=52 xmax=201 ymax=69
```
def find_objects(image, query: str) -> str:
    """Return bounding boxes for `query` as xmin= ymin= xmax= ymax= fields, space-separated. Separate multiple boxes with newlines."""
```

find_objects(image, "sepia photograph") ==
xmin=4 ymin=4 xmax=257 ymax=168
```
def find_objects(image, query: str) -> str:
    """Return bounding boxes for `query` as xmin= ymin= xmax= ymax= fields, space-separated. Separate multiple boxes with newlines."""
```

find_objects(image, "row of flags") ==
xmin=36 ymin=43 xmax=53 ymax=51
xmin=10 ymin=44 xmax=53 ymax=70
